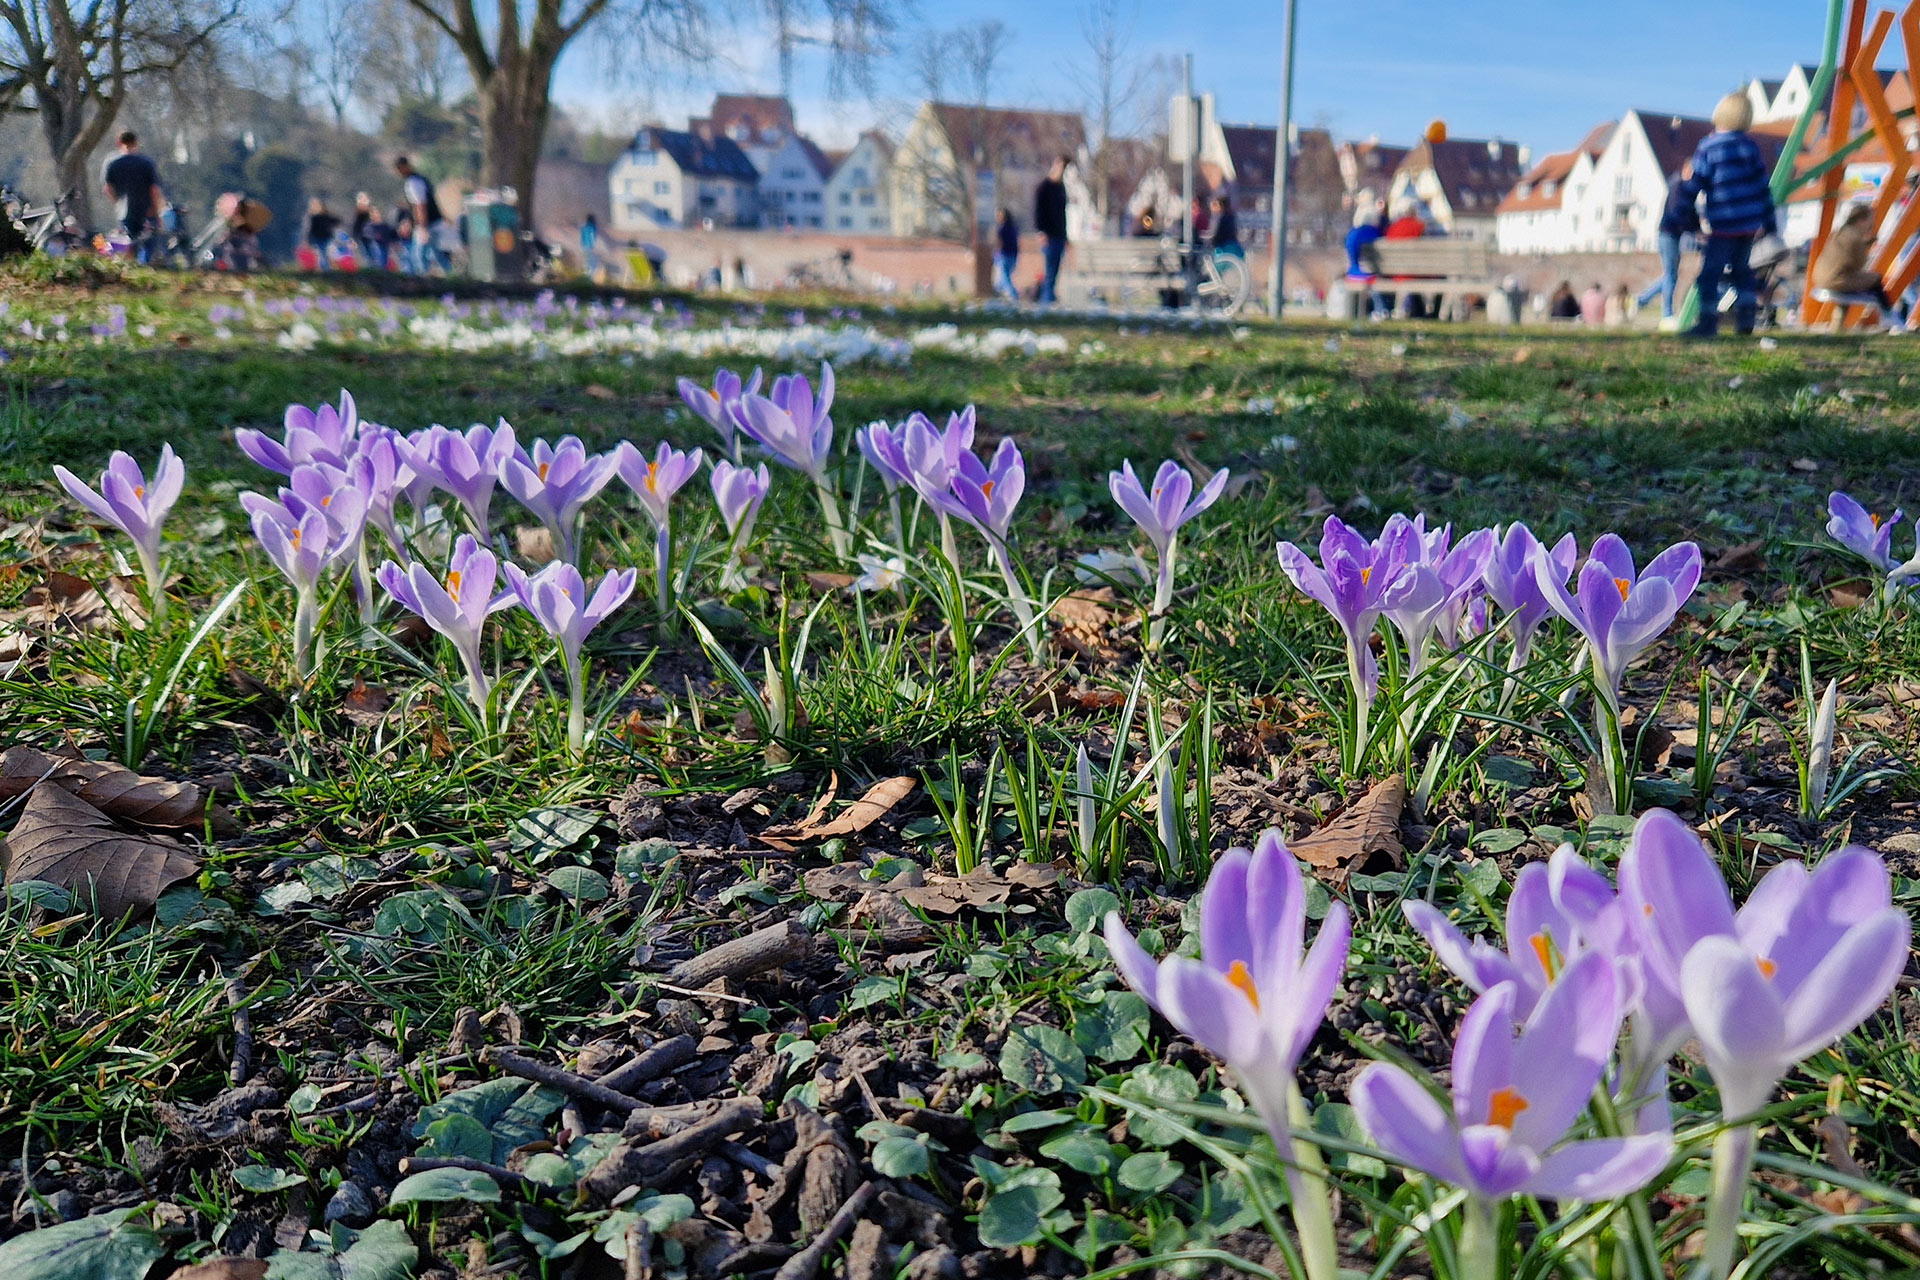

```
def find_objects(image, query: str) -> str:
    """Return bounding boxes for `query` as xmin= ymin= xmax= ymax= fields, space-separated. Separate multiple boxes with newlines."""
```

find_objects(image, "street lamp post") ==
xmin=1266 ymin=0 xmax=1298 ymax=319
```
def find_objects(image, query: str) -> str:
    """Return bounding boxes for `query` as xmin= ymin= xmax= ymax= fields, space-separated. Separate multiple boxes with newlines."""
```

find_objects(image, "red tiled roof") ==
xmin=1404 ymin=137 xmax=1526 ymax=215
xmin=1496 ymin=150 xmax=1579 ymax=213
xmin=927 ymin=102 xmax=1086 ymax=170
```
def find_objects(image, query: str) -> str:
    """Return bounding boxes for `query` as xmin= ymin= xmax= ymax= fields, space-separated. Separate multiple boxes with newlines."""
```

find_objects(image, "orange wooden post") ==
xmin=1804 ymin=0 xmax=1869 ymax=326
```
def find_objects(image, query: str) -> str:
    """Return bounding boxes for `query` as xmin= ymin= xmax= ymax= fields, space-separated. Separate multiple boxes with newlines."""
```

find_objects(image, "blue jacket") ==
xmin=1684 ymin=131 xmax=1776 ymax=236
xmin=1657 ymin=173 xmax=1702 ymax=238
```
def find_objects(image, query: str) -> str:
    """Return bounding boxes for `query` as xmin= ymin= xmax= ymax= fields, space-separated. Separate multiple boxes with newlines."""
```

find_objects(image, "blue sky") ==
xmin=559 ymin=0 xmax=1862 ymax=153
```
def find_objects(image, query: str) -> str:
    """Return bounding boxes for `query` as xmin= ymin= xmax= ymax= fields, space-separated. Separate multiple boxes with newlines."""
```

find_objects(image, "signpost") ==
xmin=1267 ymin=0 xmax=1299 ymax=319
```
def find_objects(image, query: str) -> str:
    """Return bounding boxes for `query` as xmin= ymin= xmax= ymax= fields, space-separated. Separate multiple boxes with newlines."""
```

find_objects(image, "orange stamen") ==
xmin=446 ymin=569 xmax=463 ymax=603
xmin=1529 ymin=932 xmax=1557 ymax=981
xmin=134 ymin=485 xmax=145 ymax=499
xmin=1756 ymin=956 xmax=1778 ymax=979
xmin=1871 ymin=512 xmax=1883 ymax=529
xmin=539 ymin=461 xmax=551 ymax=481
xmin=1360 ymin=566 xmax=1372 ymax=585
xmin=321 ymin=494 xmax=332 ymax=507
xmin=645 ymin=461 xmax=660 ymax=491
xmin=290 ymin=527 xmax=303 ymax=550
xmin=982 ymin=480 xmax=996 ymax=500
xmin=1226 ymin=960 xmax=1261 ymax=1011
xmin=1487 ymin=1087 xmax=1530 ymax=1129
xmin=1614 ymin=577 xmax=1631 ymax=601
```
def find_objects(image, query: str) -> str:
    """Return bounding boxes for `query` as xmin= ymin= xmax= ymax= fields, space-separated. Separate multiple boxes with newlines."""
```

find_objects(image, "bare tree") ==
xmin=307 ymin=0 xmax=369 ymax=128
xmin=397 ymin=0 xmax=894 ymax=230
xmin=362 ymin=0 xmax=463 ymax=113
xmin=0 ymin=0 xmax=241 ymax=228
xmin=1070 ymin=0 xmax=1156 ymax=230
xmin=953 ymin=18 xmax=1007 ymax=109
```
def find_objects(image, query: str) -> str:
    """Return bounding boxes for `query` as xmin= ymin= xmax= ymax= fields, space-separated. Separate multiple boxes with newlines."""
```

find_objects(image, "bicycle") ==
xmin=1182 ymin=241 xmax=1252 ymax=315
xmin=2 ymin=185 xmax=84 ymax=255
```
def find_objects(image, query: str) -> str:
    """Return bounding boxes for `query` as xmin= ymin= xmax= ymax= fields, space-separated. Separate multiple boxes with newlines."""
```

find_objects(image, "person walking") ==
xmin=1636 ymin=163 xmax=1700 ymax=325
xmin=101 ymin=131 xmax=163 ymax=265
xmin=305 ymin=198 xmax=340 ymax=270
xmin=1208 ymin=195 xmax=1242 ymax=258
xmin=1682 ymin=93 xmax=1777 ymax=338
xmin=581 ymin=212 xmax=600 ymax=276
xmin=394 ymin=156 xmax=450 ymax=275
xmin=1034 ymin=155 xmax=1070 ymax=304
xmin=993 ymin=207 xmax=1020 ymax=303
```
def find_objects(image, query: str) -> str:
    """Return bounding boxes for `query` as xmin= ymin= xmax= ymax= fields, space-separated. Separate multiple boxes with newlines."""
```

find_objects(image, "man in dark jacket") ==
xmin=1034 ymin=155 xmax=1069 ymax=304
xmin=1636 ymin=164 xmax=1701 ymax=321
xmin=1682 ymin=93 xmax=1777 ymax=337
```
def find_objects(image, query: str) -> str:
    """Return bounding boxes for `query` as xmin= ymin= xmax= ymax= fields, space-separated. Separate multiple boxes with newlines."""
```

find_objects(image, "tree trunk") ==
xmin=479 ymin=70 xmax=551 ymax=232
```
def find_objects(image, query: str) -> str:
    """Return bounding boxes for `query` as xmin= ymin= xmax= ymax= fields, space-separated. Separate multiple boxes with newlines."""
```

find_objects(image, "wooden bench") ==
xmin=1067 ymin=238 xmax=1182 ymax=308
xmin=1349 ymin=239 xmax=1495 ymax=319
xmin=1811 ymin=286 xmax=1885 ymax=331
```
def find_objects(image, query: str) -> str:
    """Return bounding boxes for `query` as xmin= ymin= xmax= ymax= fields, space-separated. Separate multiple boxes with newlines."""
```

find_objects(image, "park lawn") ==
xmin=0 ymin=262 xmax=1918 ymax=1278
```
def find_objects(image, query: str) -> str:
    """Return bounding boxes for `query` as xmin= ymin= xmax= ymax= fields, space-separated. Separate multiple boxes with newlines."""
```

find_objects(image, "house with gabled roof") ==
xmin=1570 ymin=109 xmax=1785 ymax=252
xmin=1386 ymin=136 xmax=1528 ymax=241
xmin=889 ymin=101 xmax=1086 ymax=240
xmin=1495 ymin=121 xmax=1613 ymax=254
xmin=823 ymin=131 xmax=895 ymax=234
xmin=694 ymin=93 xmax=832 ymax=228
xmin=607 ymin=125 xmax=759 ymax=232
xmin=1338 ymin=138 xmax=1411 ymax=208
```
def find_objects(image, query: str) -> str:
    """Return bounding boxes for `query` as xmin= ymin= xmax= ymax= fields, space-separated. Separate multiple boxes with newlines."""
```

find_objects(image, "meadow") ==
xmin=0 ymin=259 xmax=1917 ymax=1280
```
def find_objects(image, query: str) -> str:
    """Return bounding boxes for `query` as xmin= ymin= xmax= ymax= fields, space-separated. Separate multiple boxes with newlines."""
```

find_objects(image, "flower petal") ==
xmin=1525 ymin=1134 xmax=1673 ymax=1201
xmin=1352 ymin=1063 xmax=1468 ymax=1186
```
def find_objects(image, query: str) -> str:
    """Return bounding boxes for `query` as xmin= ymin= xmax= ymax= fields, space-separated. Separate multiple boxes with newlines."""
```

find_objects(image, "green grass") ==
xmin=1 ymin=262 xmax=1918 ymax=1276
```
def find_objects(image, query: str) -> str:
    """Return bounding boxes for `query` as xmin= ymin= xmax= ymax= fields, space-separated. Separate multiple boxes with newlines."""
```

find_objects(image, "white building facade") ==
xmin=823 ymin=133 xmax=894 ymax=234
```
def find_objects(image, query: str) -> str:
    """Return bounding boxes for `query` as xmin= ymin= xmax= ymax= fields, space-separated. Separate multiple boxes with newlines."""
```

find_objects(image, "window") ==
xmin=654 ymin=181 xmax=670 ymax=196
xmin=625 ymin=202 xmax=646 ymax=218
xmin=804 ymin=191 xmax=819 ymax=203
xmin=838 ymin=215 xmax=852 ymax=227
xmin=858 ymin=193 xmax=875 ymax=207
xmin=852 ymin=168 xmax=868 ymax=184
xmin=783 ymin=167 xmax=805 ymax=180
xmin=839 ymin=192 xmax=850 ymax=205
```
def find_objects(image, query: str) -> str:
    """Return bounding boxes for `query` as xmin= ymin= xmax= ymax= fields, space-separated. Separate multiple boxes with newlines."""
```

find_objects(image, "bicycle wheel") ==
xmin=1196 ymin=253 xmax=1252 ymax=315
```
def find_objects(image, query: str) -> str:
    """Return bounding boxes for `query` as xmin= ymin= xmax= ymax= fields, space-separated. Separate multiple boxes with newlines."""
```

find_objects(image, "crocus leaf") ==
xmin=0 ymin=1206 xmax=164 ymax=1279
xmin=2 ymin=781 xmax=200 ymax=919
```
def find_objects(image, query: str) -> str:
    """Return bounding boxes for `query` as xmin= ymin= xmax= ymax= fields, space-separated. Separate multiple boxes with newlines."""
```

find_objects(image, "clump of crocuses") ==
xmin=53 ymin=446 xmax=185 ymax=626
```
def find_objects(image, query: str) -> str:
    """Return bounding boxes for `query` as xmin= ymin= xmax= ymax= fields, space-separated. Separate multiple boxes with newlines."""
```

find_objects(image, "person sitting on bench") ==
xmin=1814 ymin=201 xmax=1893 ymax=315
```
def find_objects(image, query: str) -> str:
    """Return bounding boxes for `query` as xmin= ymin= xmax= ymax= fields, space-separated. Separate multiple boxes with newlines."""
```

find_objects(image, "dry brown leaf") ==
xmin=171 ymin=1261 xmax=269 ymax=1280
xmin=1291 ymin=774 xmax=1406 ymax=886
xmin=0 ymin=569 xmax=146 ymax=641
xmin=341 ymin=675 xmax=395 ymax=728
xmin=2 ymin=782 xmax=200 ymax=918
xmin=898 ymin=869 xmax=1011 ymax=915
xmin=515 ymin=525 xmax=557 ymax=564
xmin=0 ymin=746 xmax=222 ymax=830
xmin=806 ymin=571 xmax=856 ymax=592
xmin=760 ymin=776 xmax=915 ymax=851
xmin=1712 ymin=540 xmax=1765 ymax=573
xmin=1827 ymin=581 xmax=1871 ymax=609
xmin=584 ymin=383 xmax=618 ymax=400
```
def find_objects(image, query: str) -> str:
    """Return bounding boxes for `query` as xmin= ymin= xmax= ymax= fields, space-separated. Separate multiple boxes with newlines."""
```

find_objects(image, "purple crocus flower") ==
xmin=856 ymin=420 xmax=910 ymax=491
xmin=502 ymin=560 xmax=639 ymax=756
xmin=241 ymin=465 xmax=369 ymax=680
xmin=616 ymin=441 xmax=706 ymax=615
xmin=735 ymin=364 xmax=847 ymax=557
xmin=677 ymin=367 xmax=761 ymax=457
xmin=1825 ymin=492 xmax=1903 ymax=572
xmin=711 ymin=460 xmax=772 ymax=590
xmin=1110 ymin=459 xmax=1230 ymax=650
xmin=52 ymin=445 xmax=185 ymax=623
xmin=351 ymin=426 xmax=411 ymax=565
xmin=1355 ymin=954 xmax=1672 ymax=1206
xmin=236 ymin=390 xmax=360 ymax=474
xmin=1105 ymin=830 xmax=1349 ymax=1280
xmin=499 ymin=435 xmax=620 ymax=564
xmin=1533 ymin=533 xmax=1701 ymax=710
xmin=949 ymin=438 xmax=1026 ymax=547
xmin=376 ymin=534 xmax=516 ymax=707
xmin=1379 ymin=521 xmax=1495 ymax=678
xmin=1618 ymin=808 xmax=1910 ymax=1111
xmin=736 ymin=364 xmax=834 ymax=479
xmin=413 ymin=420 xmax=517 ymax=535
xmin=1277 ymin=515 xmax=1417 ymax=760
xmin=1482 ymin=524 xmax=1578 ymax=667
xmin=1405 ymin=845 xmax=1625 ymax=1023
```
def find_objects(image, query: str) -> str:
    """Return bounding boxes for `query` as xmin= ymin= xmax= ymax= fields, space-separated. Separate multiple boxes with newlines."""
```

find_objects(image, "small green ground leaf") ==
xmin=544 ymin=866 xmax=610 ymax=901
xmin=1039 ymin=1127 xmax=1115 ymax=1175
xmin=264 ymin=1218 xmax=418 ymax=1279
xmin=871 ymin=1135 xmax=931 ymax=1178
xmin=233 ymin=1163 xmax=308 ymax=1193
xmin=0 ymin=1206 xmax=164 ymax=1279
xmin=975 ymin=1170 xmax=1065 ymax=1249
xmin=999 ymin=1024 xmax=1087 ymax=1097
xmin=388 ymin=1166 xmax=501 ymax=1207
xmin=1117 ymin=1150 xmax=1183 ymax=1194
xmin=1064 ymin=887 xmax=1122 ymax=934
xmin=1116 ymin=1063 xmax=1200 ymax=1147
xmin=1073 ymin=989 xmax=1149 ymax=1063
xmin=511 ymin=805 xmax=604 ymax=859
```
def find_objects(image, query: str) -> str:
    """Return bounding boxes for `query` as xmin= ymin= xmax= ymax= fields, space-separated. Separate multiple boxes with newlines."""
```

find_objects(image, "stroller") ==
xmin=196 ymin=193 xmax=273 ymax=271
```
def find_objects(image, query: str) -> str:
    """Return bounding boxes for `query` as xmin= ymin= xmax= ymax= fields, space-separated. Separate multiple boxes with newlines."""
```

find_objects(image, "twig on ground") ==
xmin=624 ymin=1217 xmax=651 ymax=1280
xmin=223 ymin=972 xmax=253 ymax=1085
xmin=587 ymin=1096 xmax=764 ymax=1197
xmin=772 ymin=1180 xmax=877 ymax=1280
xmin=487 ymin=1046 xmax=648 ymax=1113
xmin=594 ymin=1034 xmax=698 ymax=1095
xmin=663 ymin=918 xmax=810 ymax=989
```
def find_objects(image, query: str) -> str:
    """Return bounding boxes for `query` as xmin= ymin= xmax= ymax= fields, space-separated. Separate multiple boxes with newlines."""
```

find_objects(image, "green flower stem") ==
xmin=1702 ymin=1123 xmax=1756 ymax=1280
xmin=1286 ymin=1083 xmax=1340 ymax=1280
xmin=293 ymin=586 xmax=319 ymax=684
xmin=811 ymin=474 xmax=849 ymax=560
xmin=565 ymin=657 xmax=588 ymax=759
xmin=1147 ymin=542 xmax=1176 ymax=652
xmin=1346 ymin=642 xmax=1372 ymax=772
xmin=653 ymin=521 xmax=673 ymax=617
xmin=1459 ymin=1195 xmax=1501 ymax=1280
xmin=135 ymin=545 xmax=167 ymax=630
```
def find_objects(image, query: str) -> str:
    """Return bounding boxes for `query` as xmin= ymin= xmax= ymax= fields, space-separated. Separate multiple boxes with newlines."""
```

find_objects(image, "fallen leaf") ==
xmin=0 ymin=746 xmax=225 ymax=830
xmin=341 ymin=675 xmax=395 ymax=728
xmin=515 ymin=525 xmax=557 ymax=565
xmin=1791 ymin=458 xmax=1820 ymax=473
xmin=0 ymin=570 xmax=146 ymax=641
xmin=1301 ymin=485 xmax=1335 ymax=517
xmin=898 ymin=868 xmax=1012 ymax=915
xmin=1712 ymin=541 xmax=1765 ymax=573
xmin=2 ymin=782 xmax=200 ymax=918
xmin=172 ymin=1261 xmax=269 ymax=1280
xmin=1827 ymin=581 xmax=1871 ymax=609
xmin=759 ymin=776 xmax=914 ymax=850
xmin=584 ymin=383 xmax=617 ymax=400
xmin=806 ymin=572 xmax=856 ymax=592
xmin=1291 ymin=774 xmax=1406 ymax=886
